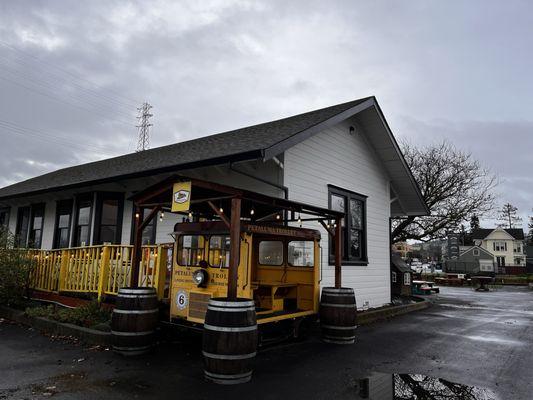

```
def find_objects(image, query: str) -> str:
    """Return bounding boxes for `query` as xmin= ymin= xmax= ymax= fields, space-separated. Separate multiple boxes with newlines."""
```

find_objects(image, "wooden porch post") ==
xmin=334 ymin=217 xmax=342 ymax=288
xmin=131 ymin=206 xmax=143 ymax=288
xmin=227 ymin=197 xmax=241 ymax=300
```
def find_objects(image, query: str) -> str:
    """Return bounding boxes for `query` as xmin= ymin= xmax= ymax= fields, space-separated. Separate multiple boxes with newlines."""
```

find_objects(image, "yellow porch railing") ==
xmin=26 ymin=244 xmax=173 ymax=301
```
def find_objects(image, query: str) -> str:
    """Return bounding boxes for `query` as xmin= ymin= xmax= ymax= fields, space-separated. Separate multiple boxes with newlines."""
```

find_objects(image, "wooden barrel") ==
xmin=202 ymin=298 xmax=258 ymax=384
xmin=111 ymin=287 xmax=159 ymax=356
xmin=320 ymin=287 xmax=357 ymax=344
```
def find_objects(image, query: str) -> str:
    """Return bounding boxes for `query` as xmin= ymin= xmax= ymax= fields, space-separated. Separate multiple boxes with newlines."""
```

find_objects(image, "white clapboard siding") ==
xmin=284 ymin=119 xmax=392 ymax=308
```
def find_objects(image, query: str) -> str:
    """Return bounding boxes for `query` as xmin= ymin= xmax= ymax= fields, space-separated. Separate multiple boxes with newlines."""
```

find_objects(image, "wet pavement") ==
xmin=1 ymin=286 xmax=532 ymax=399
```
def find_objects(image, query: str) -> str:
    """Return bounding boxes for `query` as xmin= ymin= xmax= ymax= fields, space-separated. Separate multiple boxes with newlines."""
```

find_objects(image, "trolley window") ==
xmin=208 ymin=235 xmax=230 ymax=268
xmin=288 ymin=241 xmax=314 ymax=267
xmin=177 ymin=235 xmax=205 ymax=266
xmin=258 ymin=241 xmax=284 ymax=266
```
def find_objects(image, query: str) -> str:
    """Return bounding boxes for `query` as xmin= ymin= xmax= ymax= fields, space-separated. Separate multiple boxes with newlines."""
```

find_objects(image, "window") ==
xmin=141 ymin=208 xmax=157 ymax=245
xmin=514 ymin=244 xmax=522 ymax=253
xmin=515 ymin=257 xmax=522 ymax=265
xmin=392 ymin=271 xmax=397 ymax=283
xmin=208 ymin=235 xmax=230 ymax=267
xmin=258 ymin=241 xmax=284 ymax=266
xmin=53 ymin=200 xmax=73 ymax=249
xmin=28 ymin=204 xmax=45 ymax=249
xmin=496 ymin=256 xmax=506 ymax=267
xmin=288 ymin=241 xmax=314 ymax=267
xmin=177 ymin=235 xmax=205 ymax=266
xmin=493 ymin=242 xmax=507 ymax=252
xmin=473 ymin=249 xmax=480 ymax=256
xmin=0 ymin=207 xmax=10 ymax=230
xmin=328 ymin=185 xmax=367 ymax=264
xmin=94 ymin=193 xmax=124 ymax=245
xmin=15 ymin=206 xmax=30 ymax=247
xmin=74 ymin=196 xmax=92 ymax=247
xmin=404 ymin=273 xmax=411 ymax=285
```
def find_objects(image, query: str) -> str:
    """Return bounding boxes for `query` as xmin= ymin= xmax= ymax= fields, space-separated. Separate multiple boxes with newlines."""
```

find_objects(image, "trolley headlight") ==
xmin=192 ymin=269 xmax=208 ymax=287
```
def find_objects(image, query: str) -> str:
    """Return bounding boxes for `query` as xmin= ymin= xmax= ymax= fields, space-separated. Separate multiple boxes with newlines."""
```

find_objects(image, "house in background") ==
xmin=392 ymin=242 xmax=411 ymax=259
xmin=471 ymin=228 xmax=526 ymax=274
xmin=0 ymin=97 xmax=428 ymax=309
xmin=444 ymin=245 xmax=495 ymax=276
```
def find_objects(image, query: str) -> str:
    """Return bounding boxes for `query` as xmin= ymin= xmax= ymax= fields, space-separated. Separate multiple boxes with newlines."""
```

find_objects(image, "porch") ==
xmin=26 ymin=244 xmax=172 ymax=302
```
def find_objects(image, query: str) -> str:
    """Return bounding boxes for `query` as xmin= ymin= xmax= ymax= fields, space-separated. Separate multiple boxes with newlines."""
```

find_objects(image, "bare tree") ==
xmin=497 ymin=203 xmax=523 ymax=229
xmin=392 ymin=140 xmax=496 ymax=243
xmin=527 ymin=214 xmax=533 ymax=245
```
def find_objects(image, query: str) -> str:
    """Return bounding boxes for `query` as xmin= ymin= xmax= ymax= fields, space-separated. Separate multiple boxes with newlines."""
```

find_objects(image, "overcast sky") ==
xmin=0 ymin=0 xmax=531 ymax=229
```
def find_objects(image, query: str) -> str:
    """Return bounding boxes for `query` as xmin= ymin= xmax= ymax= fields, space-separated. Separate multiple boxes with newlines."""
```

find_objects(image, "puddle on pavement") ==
xmin=353 ymin=372 xmax=497 ymax=399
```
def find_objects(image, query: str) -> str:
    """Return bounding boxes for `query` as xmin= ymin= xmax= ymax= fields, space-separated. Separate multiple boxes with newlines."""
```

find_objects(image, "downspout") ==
xmin=229 ymin=159 xmax=289 ymax=200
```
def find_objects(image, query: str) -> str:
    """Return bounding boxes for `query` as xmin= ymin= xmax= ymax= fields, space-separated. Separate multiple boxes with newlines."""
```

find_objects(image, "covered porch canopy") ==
xmin=129 ymin=175 xmax=345 ymax=299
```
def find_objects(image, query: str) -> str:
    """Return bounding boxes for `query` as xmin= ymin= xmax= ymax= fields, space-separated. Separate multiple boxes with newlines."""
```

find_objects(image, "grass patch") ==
xmin=25 ymin=301 xmax=110 ymax=329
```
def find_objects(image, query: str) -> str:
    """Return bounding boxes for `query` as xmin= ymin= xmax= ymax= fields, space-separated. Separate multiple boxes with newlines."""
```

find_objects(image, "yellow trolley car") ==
xmin=169 ymin=221 xmax=321 ymax=334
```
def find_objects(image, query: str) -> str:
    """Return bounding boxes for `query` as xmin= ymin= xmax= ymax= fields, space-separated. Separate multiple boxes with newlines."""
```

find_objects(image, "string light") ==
xmin=161 ymin=211 xmax=165 ymax=218
xmin=188 ymin=211 xmax=193 ymax=219
xmin=135 ymin=212 xmax=140 ymax=219
xmin=219 ymin=205 xmax=224 ymax=213
xmin=298 ymin=213 xmax=302 ymax=227
xmin=250 ymin=208 xmax=255 ymax=216
xmin=276 ymin=214 xmax=281 ymax=220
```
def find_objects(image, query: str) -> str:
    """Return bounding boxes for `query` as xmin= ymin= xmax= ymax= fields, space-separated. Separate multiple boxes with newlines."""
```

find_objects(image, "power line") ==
xmin=0 ymin=119 xmax=119 ymax=155
xmin=0 ymin=74 xmax=135 ymax=128
xmin=136 ymin=102 xmax=153 ymax=152
xmin=0 ymin=39 xmax=140 ymax=109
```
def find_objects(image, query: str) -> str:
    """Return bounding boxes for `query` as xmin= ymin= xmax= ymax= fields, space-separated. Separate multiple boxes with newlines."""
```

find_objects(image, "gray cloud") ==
xmin=0 ymin=0 xmax=532 ymax=228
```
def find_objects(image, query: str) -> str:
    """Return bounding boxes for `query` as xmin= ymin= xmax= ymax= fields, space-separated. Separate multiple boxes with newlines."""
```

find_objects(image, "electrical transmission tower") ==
xmin=136 ymin=102 xmax=153 ymax=152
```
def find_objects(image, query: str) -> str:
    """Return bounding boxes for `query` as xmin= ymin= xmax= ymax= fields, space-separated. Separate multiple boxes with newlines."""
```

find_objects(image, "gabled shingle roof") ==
xmin=0 ymin=98 xmax=371 ymax=200
xmin=471 ymin=228 xmax=525 ymax=240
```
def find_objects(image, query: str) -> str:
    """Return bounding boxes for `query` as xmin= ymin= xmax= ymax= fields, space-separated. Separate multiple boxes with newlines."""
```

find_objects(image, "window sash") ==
xmin=328 ymin=186 xmax=367 ymax=264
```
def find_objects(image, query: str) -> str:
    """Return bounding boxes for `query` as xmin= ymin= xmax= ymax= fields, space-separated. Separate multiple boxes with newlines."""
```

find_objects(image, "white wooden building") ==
xmin=0 ymin=97 xmax=427 ymax=308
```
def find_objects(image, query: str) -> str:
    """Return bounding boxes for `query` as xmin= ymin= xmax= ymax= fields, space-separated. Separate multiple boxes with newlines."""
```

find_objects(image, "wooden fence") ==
xmin=27 ymin=244 xmax=173 ymax=301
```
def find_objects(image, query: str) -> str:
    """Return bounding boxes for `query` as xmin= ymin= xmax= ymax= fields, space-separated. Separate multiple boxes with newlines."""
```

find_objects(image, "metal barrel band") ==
xmin=322 ymin=292 xmax=356 ymax=297
xmin=203 ymin=324 xmax=257 ymax=333
xmin=209 ymin=299 xmax=255 ymax=308
xmin=117 ymin=294 xmax=157 ymax=299
xmin=322 ymin=338 xmax=355 ymax=345
xmin=323 ymin=334 xmax=356 ymax=340
xmin=111 ymin=330 xmax=154 ymax=336
xmin=207 ymin=305 xmax=256 ymax=312
xmin=202 ymin=351 xmax=257 ymax=360
xmin=204 ymin=371 xmax=253 ymax=385
xmin=320 ymin=303 xmax=357 ymax=308
xmin=118 ymin=288 xmax=156 ymax=295
xmin=113 ymin=308 xmax=159 ymax=315
xmin=322 ymin=288 xmax=354 ymax=294
xmin=204 ymin=370 xmax=253 ymax=380
xmin=321 ymin=324 xmax=358 ymax=330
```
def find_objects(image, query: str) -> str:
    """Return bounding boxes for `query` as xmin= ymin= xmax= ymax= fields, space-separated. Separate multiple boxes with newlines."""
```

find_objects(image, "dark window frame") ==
xmin=0 ymin=207 xmax=10 ymax=229
xmin=72 ymin=194 xmax=93 ymax=247
xmin=15 ymin=206 xmax=31 ymax=247
xmin=28 ymin=203 xmax=46 ymax=249
xmin=129 ymin=206 xmax=158 ymax=246
xmin=328 ymin=185 xmax=368 ymax=266
xmin=93 ymin=192 xmax=124 ymax=245
xmin=53 ymin=199 xmax=73 ymax=249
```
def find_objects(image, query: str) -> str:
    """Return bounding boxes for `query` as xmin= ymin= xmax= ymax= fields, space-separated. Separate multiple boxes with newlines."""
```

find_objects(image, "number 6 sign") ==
xmin=176 ymin=289 xmax=188 ymax=310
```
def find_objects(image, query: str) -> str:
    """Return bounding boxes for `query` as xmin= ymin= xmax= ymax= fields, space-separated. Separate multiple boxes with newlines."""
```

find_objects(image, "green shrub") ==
xmin=0 ymin=228 xmax=36 ymax=308
xmin=25 ymin=301 xmax=111 ymax=328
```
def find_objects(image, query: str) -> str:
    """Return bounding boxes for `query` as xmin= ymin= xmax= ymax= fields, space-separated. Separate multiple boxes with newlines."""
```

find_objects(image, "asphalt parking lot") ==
xmin=1 ymin=286 xmax=532 ymax=399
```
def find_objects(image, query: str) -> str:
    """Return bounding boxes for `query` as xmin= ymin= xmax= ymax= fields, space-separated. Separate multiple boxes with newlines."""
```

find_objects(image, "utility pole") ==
xmin=136 ymin=102 xmax=153 ymax=152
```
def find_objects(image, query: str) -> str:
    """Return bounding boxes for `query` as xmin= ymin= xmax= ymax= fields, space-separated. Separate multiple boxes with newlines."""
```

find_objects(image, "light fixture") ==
xmin=250 ymin=208 xmax=255 ymax=216
xmin=219 ymin=205 xmax=224 ymax=213
xmin=135 ymin=212 xmax=140 ymax=219
xmin=192 ymin=269 xmax=208 ymax=287
xmin=297 ymin=213 xmax=302 ymax=227
xmin=276 ymin=214 xmax=281 ymax=220
xmin=188 ymin=211 xmax=193 ymax=219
